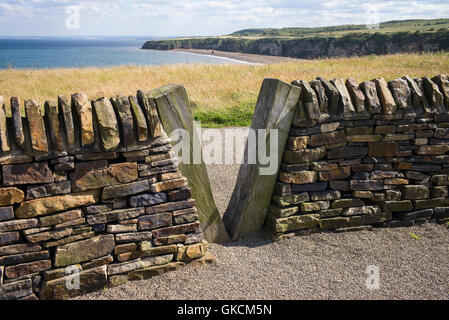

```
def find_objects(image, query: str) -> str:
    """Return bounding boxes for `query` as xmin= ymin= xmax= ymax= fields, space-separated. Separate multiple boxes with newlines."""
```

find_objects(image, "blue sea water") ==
xmin=0 ymin=38 xmax=246 ymax=69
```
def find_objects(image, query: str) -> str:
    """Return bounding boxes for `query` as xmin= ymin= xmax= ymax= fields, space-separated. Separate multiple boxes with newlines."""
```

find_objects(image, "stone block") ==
xmin=70 ymin=162 xmax=138 ymax=192
xmin=2 ymin=163 xmax=53 ymax=186
xmin=54 ymin=235 xmax=115 ymax=267
xmin=40 ymin=265 xmax=107 ymax=300
xmin=0 ymin=187 xmax=24 ymax=206
xmin=15 ymin=191 xmax=99 ymax=219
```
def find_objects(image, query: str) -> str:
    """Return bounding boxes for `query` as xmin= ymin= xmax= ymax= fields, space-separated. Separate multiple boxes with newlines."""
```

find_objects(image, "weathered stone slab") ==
xmin=145 ymin=199 xmax=195 ymax=215
xmin=44 ymin=101 xmax=64 ymax=151
xmin=400 ymin=185 xmax=429 ymax=200
xmin=102 ymin=180 xmax=150 ymax=200
xmin=401 ymin=76 xmax=429 ymax=113
xmin=152 ymin=84 xmax=229 ymax=242
xmin=0 ymin=219 xmax=39 ymax=232
xmin=130 ymin=193 xmax=167 ymax=207
xmin=137 ymin=90 xmax=163 ymax=138
xmin=331 ymin=77 xmax=355 ymax=114
xmin=58 ymin=95 xmax=76 ymax=150
xmin=151 ymin=178 xmax=187 ymax=193
xmin=127 ymin=262 xmax=183 ymax=281
xmin=310 ymin=80 xmax=329 ymax=114
xmin=328 ymin=146 xmax=368 ymax=159
xmin=0 ymin=96 xmax=10 ymax=152
xmin=368 ymin=142 xmax=398 ymax=157
xmin=284 ymin=147 xmax=326 ymax=164
xmin=115 ymin=232 xmax=153 ymax=243
xmin=107 ymin=224 xmax=137 ymax=234
xmin=0 ymin=187 xmax=24 ymax=206
xmin=72 ymin=93 xmax=94 ymax=146
xmin=309 ymin=131 xmax=345 ymax=146
xmin=374 ymin=78 xmax=397 ymax=114
xmin=25 ymin=228 xmax=72 ymax=243
xmin=5 ymin=259 xmax=51 ymax=279
xmin=417 ymin=145 xmax=449 ymax=156
xmin=70 ymin=162 xmax=138 ymax=192
xmin=360 ymin=81 xmax=381 ymax=114
xmin=0 ymin=250 xmax=49 ymax=266
xmin=292 ymin=182 xmax=328 ymax=193
xmin=111 ymin=94 xmax=135 ymax=146
xmin=15 ymin=191 xmax=99 ymax=219
xmin=129 ymin=95 xmax=149 ymax=142
xmin=292 ymin=80 xmax=320 ymax=121
xmin=26 ymin=181 xmax=71 ymax=200
xmin=40 ymin=265 xmax=107 ymax=300
xmin=317 ymin=77 xmax=340 ymax=115
xmin=24 ymin=99 xmax=48 ymax=152
xmin=138 ymin=213 xmax=172 ymax=231
xmin=279 ymin=171 xmax=317 ymax=184
xmin=222 ymin=79 xmax=301 ymax=240
xmin=176 ymin=240 xmax=208 ymax=262
xmin=0 ymin=207 xmax=14 ymax=222
xmin=350 ymin=180 xmax=383 ymax=191
xmin=2 ymin=162 xmax=53 ymax=186
xmin=0 ymin=244 xmax=42 ymax=257
xmin=319 ymin=167 xmax=351 ymax=181
xmin=382 ymin=200 xmax=413 ymax=212
xmin=342 ymin=206 xmax=380 ymax=216
xmin=345 ymin=78 xmax=365 ymax=113
xmin=0 ymin=232 xmax=20 ymax=246
xmin=432 ymin=74 xmax=449 ymax=109
xmin=422 ymin=77 xmax=444 ymax=111
xmin=40 ymin=209 xmax=82 ymax=227
xmin=152 ymin=221 xmax=200 ymax=239
xmin=389 ymin=78 xmax=412 ymax=110
xmin=43 ymin=231 xmax=95 ymax=249
xmin=86 ymin=207 xmax=144 ymax=225
xmin=54 ymin=235 xmax=114 ymax=267
xmin=266 ymin=214 xmax=320 ymax=234
xmin=0 ymin=279 xmax=32 ymax=300
xmin=93 ymin=97 xmax=120 ymax=150
xmin=10 ymin=97 xmax=25 ymax=148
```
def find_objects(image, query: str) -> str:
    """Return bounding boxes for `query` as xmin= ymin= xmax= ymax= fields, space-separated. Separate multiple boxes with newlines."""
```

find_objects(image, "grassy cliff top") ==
xmin=1 ymin=53 xmax=448 ymax=127
xmin=229 ymin=18 xmax=449 ymax=39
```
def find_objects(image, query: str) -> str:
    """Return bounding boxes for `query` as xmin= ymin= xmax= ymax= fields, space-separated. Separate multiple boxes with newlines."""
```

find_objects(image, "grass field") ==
xmin=0 ymin=52 xmax=448 ymax=127
xmin=229 ymin=18 xmax=449 ymax=38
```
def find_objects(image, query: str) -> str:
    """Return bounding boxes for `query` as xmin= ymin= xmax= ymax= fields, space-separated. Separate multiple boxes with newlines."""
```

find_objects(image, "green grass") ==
xmin=193 ymin=102 xmax=254 ymax=128
xmin=409 ymin=233 xmax=422 ymax=240
xmin=230 ymin=18 xmax=449 ymax=38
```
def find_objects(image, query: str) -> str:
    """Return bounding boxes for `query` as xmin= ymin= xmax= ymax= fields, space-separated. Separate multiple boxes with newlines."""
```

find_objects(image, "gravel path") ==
xmin=78 ymin=128 xmax=449 ymax=300
xmin=80 ymin=224 xmax=448 ymax=300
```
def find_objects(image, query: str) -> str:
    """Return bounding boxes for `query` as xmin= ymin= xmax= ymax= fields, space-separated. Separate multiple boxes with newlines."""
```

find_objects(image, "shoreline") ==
xmin=171 ymin=48 xmax=303 ymax=64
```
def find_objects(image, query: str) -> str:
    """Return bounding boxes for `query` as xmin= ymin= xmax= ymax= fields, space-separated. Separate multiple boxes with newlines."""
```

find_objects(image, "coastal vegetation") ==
xmin=0 ymin=52 xmax=448 ymax=127
xmin=142 ymin=19 xmax=449 ymax=60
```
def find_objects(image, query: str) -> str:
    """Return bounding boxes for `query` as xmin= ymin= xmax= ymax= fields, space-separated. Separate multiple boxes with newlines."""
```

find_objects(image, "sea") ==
xmin=0 ymin=38 xmax=247 ymax=69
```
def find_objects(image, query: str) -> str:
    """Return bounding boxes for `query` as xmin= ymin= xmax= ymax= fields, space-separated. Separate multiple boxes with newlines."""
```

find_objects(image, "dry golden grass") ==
xmin=0 ymin=52 xmax=448 ymax=126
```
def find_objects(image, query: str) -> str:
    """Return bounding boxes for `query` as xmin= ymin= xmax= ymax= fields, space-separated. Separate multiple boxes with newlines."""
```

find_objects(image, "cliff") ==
xmin=142 ymin=30 xmax=449 ymax=59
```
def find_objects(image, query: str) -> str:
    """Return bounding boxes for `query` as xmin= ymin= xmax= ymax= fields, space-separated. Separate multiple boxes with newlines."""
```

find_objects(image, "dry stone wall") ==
xmin=266 ymin=74 xmax=449 ymax=236
xmin=0 ymin=88 xmax=211 ymax=300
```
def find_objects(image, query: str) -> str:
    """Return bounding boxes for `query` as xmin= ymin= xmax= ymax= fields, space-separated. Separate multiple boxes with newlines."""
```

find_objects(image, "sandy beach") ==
xmin=172 ymin=48 xmax=302 ymax=64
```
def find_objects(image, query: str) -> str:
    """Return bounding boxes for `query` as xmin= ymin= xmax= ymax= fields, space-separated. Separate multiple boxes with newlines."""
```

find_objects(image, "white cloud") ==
xmin=0 ymin=0 xmax=448 ymax=36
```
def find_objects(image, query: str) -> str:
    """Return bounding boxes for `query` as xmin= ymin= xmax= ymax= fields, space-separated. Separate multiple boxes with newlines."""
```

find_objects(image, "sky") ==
xmin=0 ymin=0 xmax=448 ymax=37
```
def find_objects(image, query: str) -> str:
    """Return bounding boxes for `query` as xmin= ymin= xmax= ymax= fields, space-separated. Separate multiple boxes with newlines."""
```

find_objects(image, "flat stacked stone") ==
xmin=0 ymin=85 xmax=209 ymax=300
xmin=267 ymin=74 xmax=449 ymax=237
